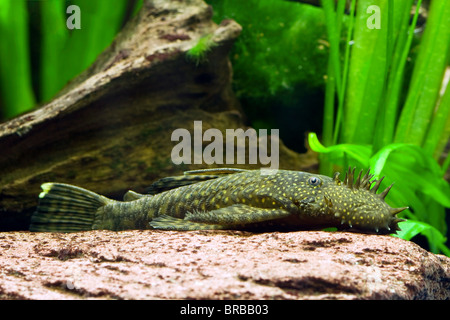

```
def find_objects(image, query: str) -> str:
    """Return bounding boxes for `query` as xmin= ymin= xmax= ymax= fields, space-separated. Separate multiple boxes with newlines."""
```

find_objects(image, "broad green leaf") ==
xmin=370 ymin=144 xmax=450 ymax=207
xmin=395 ymin=219 xmax=449 ymax=255
xmin=308 ymin=132 xmax=371 ymax=166
xmin=395 ymin=220 xmax=430 ymax=241
xmin=395 ymin=220 xmax=444 ymax=242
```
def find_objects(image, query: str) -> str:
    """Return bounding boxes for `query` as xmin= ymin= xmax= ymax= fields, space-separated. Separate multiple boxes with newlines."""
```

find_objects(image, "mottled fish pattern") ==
xmin=29 ymin=167 xmax=407 ymax=233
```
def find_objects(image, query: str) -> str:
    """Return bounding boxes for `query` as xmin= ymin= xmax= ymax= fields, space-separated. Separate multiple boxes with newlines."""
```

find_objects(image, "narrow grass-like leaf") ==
xmin=343 ymin=0 xmax=388 ymax=144
xmin=59 ymin=0 xmax=128 ymax=89
xmin=379 ymin=0 xmax=417 ymax=147
xmin=332 ymin=0 xmax=356 ymax=145
xmin=322 ymin=55 xmax=336 ymax=148
xmin=394 ymin=0 xmax=450 ymax=146
xmin=320 ymin=56 xmax=336 ymax=176
xmin=320 ymin=0 xmax=356 ymax=175
xmin=131 ymin=0 xmax=143 ymax=17
xmin=443 ymin=153 xmax=450 ymax=175
xmin=0 ymin=0 xmax=36 ymax=118
xmin=40 ymin=0 xmax=68 ymax=102
xmin=423 ymin=76 xmax=450 ymax=160
xmin=320 ymin=0 xmax=342 ymax=98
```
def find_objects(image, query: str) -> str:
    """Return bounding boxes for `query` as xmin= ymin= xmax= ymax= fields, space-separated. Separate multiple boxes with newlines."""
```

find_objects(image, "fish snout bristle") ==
xmin=344 ymin=167 xmax=378 ymax=191
xmin=333 ymin=172 xmax=341 ymax=184
xmin=379 ymin=182 xmax=394 ymax=199
xmin=390 ymin=216 xmax=407 ymax=232
xmin=360 ymin=168 xmax=374 ymax=190
xmin=354 ymin=169 xmax=363 ymax=189
xmin=370 ymin=176 xmax=385 ymax=194
xmin=391 ymin=206 xmax=408 ymax=215
xmin=344 ymin=167 xmax=356 ymax=189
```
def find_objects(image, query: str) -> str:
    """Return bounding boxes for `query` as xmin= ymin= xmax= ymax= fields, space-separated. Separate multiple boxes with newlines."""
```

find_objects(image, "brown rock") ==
xmin=0 ymin=230 xmax=448 ymax=300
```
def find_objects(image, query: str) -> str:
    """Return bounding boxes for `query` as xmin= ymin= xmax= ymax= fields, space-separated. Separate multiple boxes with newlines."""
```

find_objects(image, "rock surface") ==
xmin=0 ymin=230 xmax=448 ymax=299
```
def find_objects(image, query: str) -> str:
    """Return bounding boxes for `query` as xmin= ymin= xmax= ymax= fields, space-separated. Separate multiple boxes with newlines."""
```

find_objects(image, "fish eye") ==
xmin=308 ymin=176 xmax=321 ymax=186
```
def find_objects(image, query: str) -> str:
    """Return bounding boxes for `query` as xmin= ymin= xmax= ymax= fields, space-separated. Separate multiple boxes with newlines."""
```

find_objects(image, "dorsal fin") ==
xmin=146 ymin=168 xmax=248 ymax=194
xmin=146 ymin=174 xmax=221 ymax=194
xmin=123 ymin=190 xmax=146 ymax=201
xmin=183 ymin=168 xmax=249 ymax=175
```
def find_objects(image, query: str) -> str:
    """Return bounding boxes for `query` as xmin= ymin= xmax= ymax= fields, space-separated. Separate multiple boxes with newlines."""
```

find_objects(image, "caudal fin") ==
xmin=30 ymin=183 xmax=112 ymax=232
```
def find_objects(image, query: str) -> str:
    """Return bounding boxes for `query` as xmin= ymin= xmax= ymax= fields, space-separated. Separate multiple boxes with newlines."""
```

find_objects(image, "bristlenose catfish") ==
xmin=29 ymin=167 xmax=407 ymax=233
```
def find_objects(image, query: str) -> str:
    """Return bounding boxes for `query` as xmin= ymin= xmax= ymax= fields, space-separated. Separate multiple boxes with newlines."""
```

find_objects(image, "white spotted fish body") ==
xmin=30 ymin=168 xmax=407 ymax=233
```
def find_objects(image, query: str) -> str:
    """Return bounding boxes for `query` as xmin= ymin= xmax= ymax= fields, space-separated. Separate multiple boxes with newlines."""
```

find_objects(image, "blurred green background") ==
xmin=206 ymin=0 xmax=329 ymax=153
xmin=0 ymin=0 xmax=142 ymax=119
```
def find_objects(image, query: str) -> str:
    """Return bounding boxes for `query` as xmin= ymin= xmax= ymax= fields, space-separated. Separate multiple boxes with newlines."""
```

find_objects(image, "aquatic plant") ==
xmin=186 ymin=34 xmax=217 ymax=65
xmin=0 ymin=0 xmax=142 ymax=119
xmin=206 ymin=0 xmax=328 ymax=137
xmin=0 ymin=0 xmax=35 ymax=118
xmin=308 ymin=0 xmax=450 ymax=255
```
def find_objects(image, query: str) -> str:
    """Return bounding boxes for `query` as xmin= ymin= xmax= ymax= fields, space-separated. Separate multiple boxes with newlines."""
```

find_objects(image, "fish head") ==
xmin=291 ymin=168 xmax=407 ymax=234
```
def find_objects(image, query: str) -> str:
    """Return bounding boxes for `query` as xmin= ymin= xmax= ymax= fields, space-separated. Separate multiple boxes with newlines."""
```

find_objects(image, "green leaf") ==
xmin=58 ymin=0 xmax=128 ymax=93
xmin=394 ymin=0 xmax=450 ymax=146
xmin=343 ymin=0 xmax=389 ymax=144
xmin=379 ymin=0 xmax=418 ymax=147
xmin=320 ymin=0 xmax=343 ymax=98
xmin=395 ymin=220 xmax=442 ymax=241
xmin=40 ymin=0 xmax=68 ymax=102
xmin=309 ymin=132 xmax=372 ymax=169
xmin=0 ymin=0 xmax=36 ymax=118
xmin=369 ymin=144 xmax=450 ymax=207
xmin=423 ymin=78 xmax=450 ymax=160
xmin=396 ymin=220 xmax=429 ymax=241
xmin=395 ymin=220 xmax=449 ymax=255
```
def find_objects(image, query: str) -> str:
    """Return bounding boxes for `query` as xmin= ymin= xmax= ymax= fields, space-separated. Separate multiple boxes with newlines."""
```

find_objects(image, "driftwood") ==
xmin=0 ymin=0 xmax=315 ymax=231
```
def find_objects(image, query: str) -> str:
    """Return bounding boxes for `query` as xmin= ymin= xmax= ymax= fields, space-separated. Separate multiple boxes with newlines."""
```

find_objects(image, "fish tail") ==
xmin=30 ymin=183 xmax=113 ymax=232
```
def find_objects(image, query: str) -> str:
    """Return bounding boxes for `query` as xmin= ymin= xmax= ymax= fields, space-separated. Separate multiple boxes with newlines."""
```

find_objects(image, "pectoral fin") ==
xmin=149 ymin=204 xmax=291 ymax=231
xmin=149 ymin=215 xmax=226 ymax=230
xmin=185 ymin=204 xmax=291 ymax=226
